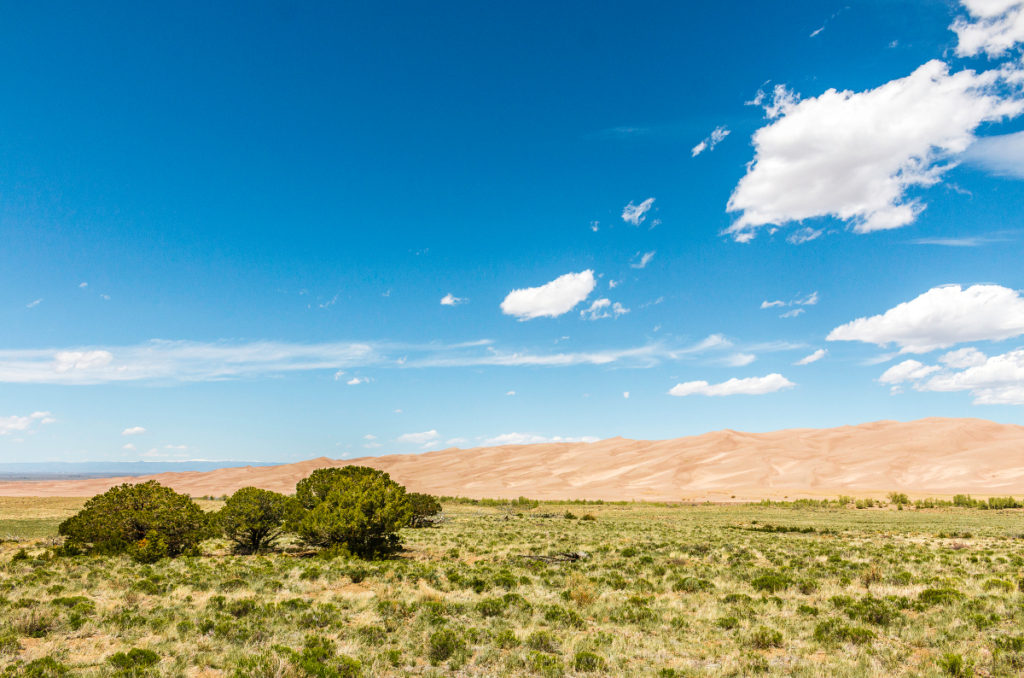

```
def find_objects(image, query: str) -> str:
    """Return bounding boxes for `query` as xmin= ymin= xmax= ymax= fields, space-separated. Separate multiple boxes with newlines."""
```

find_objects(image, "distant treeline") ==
xmin=194 ymin=492 xmax=1024 ymax=510
xmin=759 ymin=493 xmax=1024 ymax=510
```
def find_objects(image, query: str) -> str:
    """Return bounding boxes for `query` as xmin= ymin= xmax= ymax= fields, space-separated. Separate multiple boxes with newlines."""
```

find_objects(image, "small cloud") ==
xmin=481 ymin=432 xmax=599 ymax=446
xmin=501 ymin=270 xmax=596 ymax=320
xmin=787 ymin=227 xmax=823 ymax=244
xmin=122 ymin=426 xmax=147 ymax=436
xmin=723 ymin=353 xmax=757 ymax=367
xmin=318 ymin=293 xmax=339 ymax=309
xmin=590 ymin=220 xmax=599 ymax=232
xmin=440 ymin=293 xmax=466 ymax=306
xmin=347 ymin=376 xmax=370 ymax=386
xmin=761 ymin=292 xmax=818 ymax=316
xmin=397 ymin=430 xmax=439 ymax=445
xmin=446 ymin=437 xmax=469 ymax=446
xmin=910 ymin=236 xmax=1010 ymax=247
xmin=878 ymin=359 xmax=940 ymax=385
xmin=0 ymin=411 xmax=56 ymax=436
xmin=623 ymin=391 xmax=630 ymax=399
xmin=630 ymin=251 xmax=656 ymax=269
xmin=621 ymin=198 xmax=655 ymax=226
xmin=333 ymin=370 xmax=346 ymax=380
xmin=122 ymin=443 xmax=136 ymax=451
xmin=580 ymin=298 xmax=629 ymax=320
xmin=795 ymin=348 xmax=827 ymax=365
xmin=506 ymin=390 xmax=516 ymax=396
xmin=669 ymin=373 xmax=795 ymax=397
xmin=165 ymin=444 xmax=188 ymax=450
xmin=100 ymin=294 xmax=111 ymax=300
xmin=363 ymin=434 xmax=377 ymax=440
xmin=26 ymin=299 xmax=42 ymax=309
xmin=78 ymin=282 xmax=88 ymax=288
xmin=809 ymin=26 xmax=825 ymax=37
xmin=691 ymin=126 xmax=731 ymax=157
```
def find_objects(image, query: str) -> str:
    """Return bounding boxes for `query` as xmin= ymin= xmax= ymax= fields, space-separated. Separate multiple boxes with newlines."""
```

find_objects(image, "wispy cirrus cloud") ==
xmin=910 ymin=235 xmax=1012 ymax=247
xmin=0 ymin=333 xmax=765 ymax=384
xmin=691 ymin=125 xmax=731 ymax=157
xmin=630 ymin=251 xmax=656 ymax=269
xmin=794 ymin=348 xmax=827 ymax=365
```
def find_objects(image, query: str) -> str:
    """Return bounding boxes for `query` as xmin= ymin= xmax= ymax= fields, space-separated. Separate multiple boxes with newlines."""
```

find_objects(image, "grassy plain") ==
xmin=2 ymin=498 xmax=1024 ymax=676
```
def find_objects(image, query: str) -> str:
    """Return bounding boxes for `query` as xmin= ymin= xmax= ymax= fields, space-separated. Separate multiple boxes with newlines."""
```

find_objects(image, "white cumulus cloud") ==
xmin=875 ymin=346 xmax=1024 ymax=405
xmin=440 ymin=293 xmax=466 ymax=306
xmin=501 ymin=270 xmax=596 ymax=320
xmin=122 ymin=426 xmax=147 ymax=436
xmin=481 ymin=433 xmax=599 ymax=446
xmin=726 ymin=60 xmax=1024 ymax=242
xmin=922 ymin=348 xmax=1024 ymax=404
xmin=0 ymin=411 xmax=55 ymax=436
xmin=879 ymin=359 xmax=941 ymax=384
xmin=397 ymin=430 xmax=439 ymax=445
xmin=668 ymin=373 xmax=795 ymax=397
xmin=952 ymin=0 xmax=1024 ymax=57
xmin=621 ymin=198 xmax=655 ymax=226
xmin=827 ymin=284 xmax=1024 ymax=353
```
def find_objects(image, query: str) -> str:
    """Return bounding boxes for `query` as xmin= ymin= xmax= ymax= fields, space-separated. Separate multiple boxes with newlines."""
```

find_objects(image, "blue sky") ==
xmin=3 ymin=0 xmax=1024 ymax=463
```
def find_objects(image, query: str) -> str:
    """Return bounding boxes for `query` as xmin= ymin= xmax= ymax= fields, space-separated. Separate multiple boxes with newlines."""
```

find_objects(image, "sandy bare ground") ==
xmin=4 ymin=417 xmax=1024 ymax=501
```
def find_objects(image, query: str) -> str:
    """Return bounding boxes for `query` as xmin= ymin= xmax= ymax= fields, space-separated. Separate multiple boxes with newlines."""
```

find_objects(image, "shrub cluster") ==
xmin=57 ymin=467 xmax=441 ymax=562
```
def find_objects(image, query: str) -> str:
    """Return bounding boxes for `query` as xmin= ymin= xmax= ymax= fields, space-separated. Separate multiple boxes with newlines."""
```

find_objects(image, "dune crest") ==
xmin=5 ymin=417 xmax=1024 ymax=500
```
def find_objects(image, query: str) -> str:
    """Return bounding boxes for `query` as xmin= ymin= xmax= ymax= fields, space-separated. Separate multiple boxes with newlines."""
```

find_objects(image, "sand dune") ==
xmin=4 ymin=417 xmax=1024 ymax=501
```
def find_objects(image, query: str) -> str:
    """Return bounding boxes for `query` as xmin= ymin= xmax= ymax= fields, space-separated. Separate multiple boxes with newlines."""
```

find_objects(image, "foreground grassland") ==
xmin=3 ymin=500 xmax=1024 ymax=676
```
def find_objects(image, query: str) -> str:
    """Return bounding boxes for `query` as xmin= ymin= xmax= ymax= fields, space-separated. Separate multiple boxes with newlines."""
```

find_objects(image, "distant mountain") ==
xmin=0 ymin=460 xmax=276 ymax=481
xmin=2 ymin=418 xmax=1024 ymax=500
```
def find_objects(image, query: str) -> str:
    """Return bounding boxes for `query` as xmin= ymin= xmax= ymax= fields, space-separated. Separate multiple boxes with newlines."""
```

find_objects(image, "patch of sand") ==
xmin=3 ymin=417 xmax=1024 ymax=501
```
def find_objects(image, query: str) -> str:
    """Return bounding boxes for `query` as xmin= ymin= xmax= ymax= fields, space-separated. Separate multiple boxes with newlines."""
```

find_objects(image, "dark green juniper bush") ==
xmin=294 ymin=466 xmax=413 ymax=558
xmin=217 ymin=486 xmax=301 ymax=554
xmin=56 ymin=481 xmax=208 ymax=562
xmin=406 ymin=492 xmax=443 ymax=527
